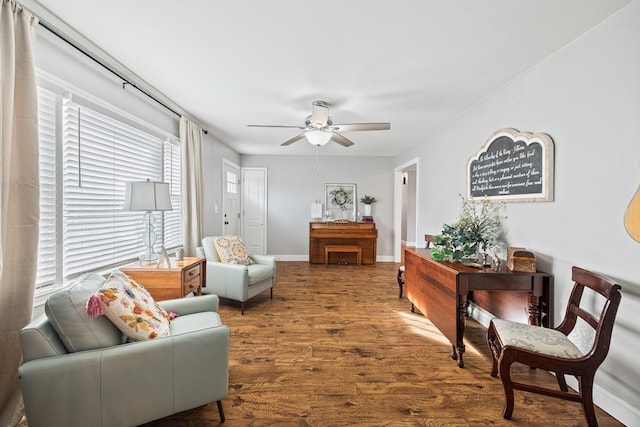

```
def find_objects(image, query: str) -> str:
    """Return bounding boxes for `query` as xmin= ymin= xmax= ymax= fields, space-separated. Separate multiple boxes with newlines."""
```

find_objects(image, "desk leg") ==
xmin=456 ymin=297 xmax=467 ymax=368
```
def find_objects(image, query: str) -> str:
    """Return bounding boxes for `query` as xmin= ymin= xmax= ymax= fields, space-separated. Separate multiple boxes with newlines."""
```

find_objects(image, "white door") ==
xmin=223 ymin=160 xmax=241 ymax=236
xmin=242 ymin=167 xmax=267 ymax=255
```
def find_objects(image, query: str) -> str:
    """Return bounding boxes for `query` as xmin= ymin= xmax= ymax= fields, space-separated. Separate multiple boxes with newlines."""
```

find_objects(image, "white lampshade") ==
xmin=123 ymin=180 xmax=172 ymax=211
xmin=305 ymin=129 xmax=332 ymax=146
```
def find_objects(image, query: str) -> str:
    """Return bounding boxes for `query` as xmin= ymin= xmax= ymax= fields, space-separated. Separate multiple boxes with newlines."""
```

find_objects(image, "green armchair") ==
xmin=197 ymin=236 xmax=276 ymax=314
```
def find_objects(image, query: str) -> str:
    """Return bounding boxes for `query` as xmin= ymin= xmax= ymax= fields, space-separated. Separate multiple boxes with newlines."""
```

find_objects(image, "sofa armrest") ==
xmin=158 ymin=294 xmax=219 ymax=314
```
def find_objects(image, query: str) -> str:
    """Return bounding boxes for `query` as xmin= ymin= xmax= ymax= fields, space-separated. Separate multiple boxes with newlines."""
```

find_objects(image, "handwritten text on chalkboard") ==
xmin=467 ymin=129 xmax=554 ymax=202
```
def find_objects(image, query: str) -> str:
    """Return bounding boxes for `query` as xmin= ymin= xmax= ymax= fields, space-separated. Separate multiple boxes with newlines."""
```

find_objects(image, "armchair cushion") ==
xmin=213 ymin=235 xmax=255 ymax=265
xmin=92 ymin=271 xmax=171 ymax=341
xmin=44 ymin=273 xmax=124 ymax=353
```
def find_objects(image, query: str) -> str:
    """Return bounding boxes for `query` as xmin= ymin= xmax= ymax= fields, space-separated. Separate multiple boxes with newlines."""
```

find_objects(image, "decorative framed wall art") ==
xmin=325 ymin=183 xmax=357 ymax=220
xmin=467 ymin=128 xmax=554 ymax=202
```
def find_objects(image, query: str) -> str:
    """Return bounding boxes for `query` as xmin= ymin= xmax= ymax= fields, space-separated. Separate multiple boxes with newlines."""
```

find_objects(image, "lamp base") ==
xmin=139 ymin=253 xmax=159 ymax=264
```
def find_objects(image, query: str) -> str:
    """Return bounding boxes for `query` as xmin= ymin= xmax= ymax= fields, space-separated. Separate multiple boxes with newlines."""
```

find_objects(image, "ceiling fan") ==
xmin=248 ymin=100 xmax=390 ymax=147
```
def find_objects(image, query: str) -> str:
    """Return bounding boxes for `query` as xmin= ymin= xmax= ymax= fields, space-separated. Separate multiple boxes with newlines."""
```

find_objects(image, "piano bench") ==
xmin=325 ymin=245 xmax=362 ymax=267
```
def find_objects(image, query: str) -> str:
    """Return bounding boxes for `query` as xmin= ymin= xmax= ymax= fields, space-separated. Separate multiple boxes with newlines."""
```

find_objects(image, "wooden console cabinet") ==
xmin=119 ymin=257 xmax=206 ymax=301
xmin=309 ymin=221 xmax=378 ymax=265
xmin=404 ymin=248 xmax=552 ymax=368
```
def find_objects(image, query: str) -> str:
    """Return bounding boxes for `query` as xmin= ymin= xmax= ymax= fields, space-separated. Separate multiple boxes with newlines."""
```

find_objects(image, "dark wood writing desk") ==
xmin=404 ymin=248 xmax=552 ymax=368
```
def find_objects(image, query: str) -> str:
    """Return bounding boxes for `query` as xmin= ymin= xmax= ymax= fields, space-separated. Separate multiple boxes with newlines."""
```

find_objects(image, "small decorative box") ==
xmin=507 ymin=247 xmax=536 ymax=272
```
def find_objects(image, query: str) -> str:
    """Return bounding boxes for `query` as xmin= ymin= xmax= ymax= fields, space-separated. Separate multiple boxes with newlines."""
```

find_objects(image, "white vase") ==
xmin=364 ymin=204 xmax=372 ymax=216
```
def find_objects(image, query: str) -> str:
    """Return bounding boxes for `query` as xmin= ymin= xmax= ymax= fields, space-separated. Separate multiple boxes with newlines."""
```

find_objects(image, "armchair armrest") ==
xmin=159 ymin=294 xmax=219 ymax=315
xmin=251 ymin=254 xmax=276 ymax=267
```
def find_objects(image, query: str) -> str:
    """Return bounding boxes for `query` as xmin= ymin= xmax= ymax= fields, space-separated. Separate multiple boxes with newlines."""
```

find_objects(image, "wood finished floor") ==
xmin=143 ymin=261 xmax=622 ymax=426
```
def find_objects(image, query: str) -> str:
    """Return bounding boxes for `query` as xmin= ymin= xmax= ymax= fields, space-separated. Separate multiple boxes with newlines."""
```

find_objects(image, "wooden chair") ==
xmin=487 ymin=266 xmax=622 ymax=427
xmin=397 ymin=234 xmax=435 ymax=298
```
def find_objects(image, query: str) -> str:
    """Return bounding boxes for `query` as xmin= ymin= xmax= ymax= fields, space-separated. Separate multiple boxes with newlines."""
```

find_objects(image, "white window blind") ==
xmin=163 ymin=140 xmax=182 ymax=249
xmin=62 ymin=100 xmax=165 ymax=278
xmin=35 ymin=84 xmax=181 ymax=288
xmin=36 ymin=88 xmax=58 ymax=287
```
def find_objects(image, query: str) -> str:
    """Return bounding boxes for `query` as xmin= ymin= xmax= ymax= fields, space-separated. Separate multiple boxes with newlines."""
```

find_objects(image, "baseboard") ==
xmin=274 ymin=255 xmax=396 ymax=263
xmin=274 ymin=255 xmax=309 ymax=261
xmin=467 ymin=302 xmax=493 ymax=328
xmin=468 ymin=303 xmax=639 ymax=426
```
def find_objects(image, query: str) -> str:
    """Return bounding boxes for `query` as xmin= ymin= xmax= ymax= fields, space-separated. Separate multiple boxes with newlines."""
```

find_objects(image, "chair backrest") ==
xmin=557 ymin=266 xmax=622 ymax=365
xmin=425 ymin=234 xmax=435 ymax=249
xmin=201 ymin=236 xmax=222 ymax=262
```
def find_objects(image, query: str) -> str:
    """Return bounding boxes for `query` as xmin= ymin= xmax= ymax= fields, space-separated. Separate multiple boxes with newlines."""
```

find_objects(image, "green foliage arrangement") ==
xmin=360 ymin=195 xmax=377 ymax=204
xmin=431 ymin=195 xmax=505 ymax=262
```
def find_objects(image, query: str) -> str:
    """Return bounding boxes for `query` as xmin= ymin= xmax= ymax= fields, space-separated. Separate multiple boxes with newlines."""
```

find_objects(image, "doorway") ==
xmin=242 ymin=167 xmax=267 ymax=255
xmin=393 ymin=158 xmax=419 ymax=263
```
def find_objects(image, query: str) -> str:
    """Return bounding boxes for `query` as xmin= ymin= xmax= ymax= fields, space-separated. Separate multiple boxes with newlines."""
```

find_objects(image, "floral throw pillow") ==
xmin=86 ymin=270 xmax=171 ymax=341
xmin=213 ymin=236 xmax=255 ymax=265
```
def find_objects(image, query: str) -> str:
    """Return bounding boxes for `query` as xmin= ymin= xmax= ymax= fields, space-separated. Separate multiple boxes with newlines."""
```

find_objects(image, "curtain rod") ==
xmin=38 ymin=20 xmax=209 ymax=134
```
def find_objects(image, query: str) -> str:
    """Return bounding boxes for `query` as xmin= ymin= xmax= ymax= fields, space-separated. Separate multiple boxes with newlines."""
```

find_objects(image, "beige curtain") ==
xmin=180 ymin=117 xmax=203 ymax=256
xmin=0 ymin=1 xmax=40 ymax=426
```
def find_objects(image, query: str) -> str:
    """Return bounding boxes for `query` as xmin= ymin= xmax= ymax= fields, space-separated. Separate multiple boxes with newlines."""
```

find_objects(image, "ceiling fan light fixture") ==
xmin=305 ymin=129 xmax=332 ymax=146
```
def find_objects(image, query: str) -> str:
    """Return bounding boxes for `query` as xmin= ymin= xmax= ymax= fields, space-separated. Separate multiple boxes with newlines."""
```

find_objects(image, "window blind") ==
xmin=163 ymin=140 xmax=182 ymax=250
xmin=62 ymin=100 xmax=166 ymax=278
xmin=36 ymin=88 xmax=58 ymax=287
xmin=35 ymin=84 xmax=181 ymax=288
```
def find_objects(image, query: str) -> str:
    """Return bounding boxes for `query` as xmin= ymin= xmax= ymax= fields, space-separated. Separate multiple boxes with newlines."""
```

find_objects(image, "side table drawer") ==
xmin=183 ymin=277 xmax=200 ymax=295
xmin=183 ymin=263 xmax=201 ymax=281
xmin=182 ymin=263 xmax=201 ymax=295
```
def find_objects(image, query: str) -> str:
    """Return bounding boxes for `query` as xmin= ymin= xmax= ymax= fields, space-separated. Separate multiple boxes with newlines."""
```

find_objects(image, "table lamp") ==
xmin=123 ymin=179 xmax=173 ymax=264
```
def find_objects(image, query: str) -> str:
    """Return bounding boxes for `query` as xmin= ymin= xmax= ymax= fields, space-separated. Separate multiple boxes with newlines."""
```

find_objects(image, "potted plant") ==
xmin=431 ymin=195 xmax=505 ymax=263
xmin=360 ymin=195 xmax=377 ymax=216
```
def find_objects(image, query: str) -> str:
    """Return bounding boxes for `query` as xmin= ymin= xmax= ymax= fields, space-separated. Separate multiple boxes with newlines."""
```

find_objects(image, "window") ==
xmin=36 ymin=86 xmax=181 ymax=290
xmin=226 ymin=170 xmax=238 ymax=194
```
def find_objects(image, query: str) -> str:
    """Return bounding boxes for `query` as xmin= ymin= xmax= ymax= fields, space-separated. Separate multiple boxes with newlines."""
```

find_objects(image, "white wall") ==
xmin=396 ymin=1 xmax=640 ymax=423
xmin=201 ymin=136 xmax=241 ymax=238
xmin=240 ymin=155 xmax=395 ymax=260
xmin=36 ymin=30 xmax=179 ymax=137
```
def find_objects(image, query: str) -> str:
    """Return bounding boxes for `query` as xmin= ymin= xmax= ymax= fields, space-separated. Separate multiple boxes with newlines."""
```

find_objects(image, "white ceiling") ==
xmin=30 ymin=0 xmax=631 ymax=156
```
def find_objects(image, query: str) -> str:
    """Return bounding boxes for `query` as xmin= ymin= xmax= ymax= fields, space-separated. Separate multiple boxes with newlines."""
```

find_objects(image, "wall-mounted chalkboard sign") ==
xmin=467 ymin=128 xmax=554 ymax=202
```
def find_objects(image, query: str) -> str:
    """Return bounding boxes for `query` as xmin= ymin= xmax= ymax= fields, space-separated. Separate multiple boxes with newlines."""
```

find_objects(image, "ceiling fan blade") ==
xmin=280 ymin=133 xmax=306 ymax=146
xmin=248 ymin=124 xmax=305 ymax=129
xmin=311 ymin=102 xmax=329 ymax=126
xmin=331 ymin=123 xmax=390 ymax=132
xmin=330 ymin=132 xmax=354 ymax=147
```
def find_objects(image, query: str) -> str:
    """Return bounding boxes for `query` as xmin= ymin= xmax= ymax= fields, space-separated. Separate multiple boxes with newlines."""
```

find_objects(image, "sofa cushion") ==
xmin=45 ymin=273 xmax=124 ymax=353
xmin=213 ymin=236 xmax=255 ymax=265
xmin=93 ymin=270 xmax=171 ymax=341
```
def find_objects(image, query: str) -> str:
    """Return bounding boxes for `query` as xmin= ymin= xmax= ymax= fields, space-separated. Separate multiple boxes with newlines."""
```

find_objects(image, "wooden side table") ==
xmin=119 ymin=257 xmax=206 ymax=301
